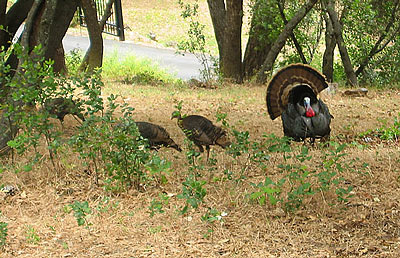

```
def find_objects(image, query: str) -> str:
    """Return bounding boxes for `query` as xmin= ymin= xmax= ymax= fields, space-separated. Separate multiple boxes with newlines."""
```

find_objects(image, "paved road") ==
xmin=62 ymin=34 xmax=202 ymax=81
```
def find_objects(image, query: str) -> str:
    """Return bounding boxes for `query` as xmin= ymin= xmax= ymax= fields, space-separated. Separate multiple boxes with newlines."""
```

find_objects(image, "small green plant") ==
xmin=96 ymin=196 xmax=119 ymax=214
xmin=177 ymin=174 xmax=207 ymax=215
xmin=65 ymin=48 xmax=83 ymax=75
xmin=69 ymin=201 xmax=92 ymax=228
xmin=25 ymin=225 xmax=40 ymax=244
xmin=0 ymin=222 xmax=8 ymax=248
xmin=201 ymin=208 xmax=227 ymax=239
xmin=149 ymin=193 xmax=170 ymax=217
xmin=70 ymin=87 xmax=171 ymax=191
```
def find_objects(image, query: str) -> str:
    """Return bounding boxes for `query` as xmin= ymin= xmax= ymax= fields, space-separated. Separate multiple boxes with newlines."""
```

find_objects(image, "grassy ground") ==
xmin=1 ymin=81 xmax=400 ymax=257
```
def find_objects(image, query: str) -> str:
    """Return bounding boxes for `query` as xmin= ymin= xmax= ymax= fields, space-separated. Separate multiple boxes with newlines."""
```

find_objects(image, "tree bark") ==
xmin=0 ymin=0 xmax=7 ymax=47
xmin=207 ymin=0 xmax=226 ymax=63
xmin=221 ymin=0 xmax=243 ymax=83
xmin=207 ymin=0 xmax=243 ymax=83
xmin=325 ymin=0 xmax=357 ymax=86
xmin=79 ymin=0 xmax=114 ymax=72
xmin=322 ymin=11 xmax=335 ymax=82
xmin=0 ymin=0 xmax=35 ymax=50
xmin=256 ymin=0 xmax=318 ymax=84
xmin=243 ymin=1 xmax=273 ymax=79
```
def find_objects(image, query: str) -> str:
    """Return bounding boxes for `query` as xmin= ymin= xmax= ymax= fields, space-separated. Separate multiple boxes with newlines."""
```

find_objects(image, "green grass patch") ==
xmin=101 ymin=50 xmax=179 ymax=85
xmin=65 ymin=49 xmax=180 ymax=85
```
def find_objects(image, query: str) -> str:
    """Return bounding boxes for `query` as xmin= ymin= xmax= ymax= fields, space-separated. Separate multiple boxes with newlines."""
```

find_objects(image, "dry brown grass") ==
xmin=1 ymin=83 xmax=400 ymax=257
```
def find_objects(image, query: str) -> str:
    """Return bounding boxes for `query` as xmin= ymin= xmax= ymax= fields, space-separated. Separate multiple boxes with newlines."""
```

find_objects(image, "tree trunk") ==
xmin=243 ymin=1 xmax=273 ymax=79
xmin=256 ymin=0 xmax=318 ymax=84
xmin=220 ymin=0 xmax=243 ymax=83
xmin=79 ymin=0 xmax=114 ymax=72
xmin=0 ymin=0 xmax=7 ymax=47
xmin=322 ymin=11 xmax=335 ymax=82
xmin=1 ymin=0 xmax=35 ymax=50
xmin=207 ymin=0 xmax=243 ymax=83
xmin=0 ymin=0 xmax=78 ymax=153
xmin=325 ymin=0 xmax=357 ymax=86
xmin=207 ymin=0 xmax=226 ymax=63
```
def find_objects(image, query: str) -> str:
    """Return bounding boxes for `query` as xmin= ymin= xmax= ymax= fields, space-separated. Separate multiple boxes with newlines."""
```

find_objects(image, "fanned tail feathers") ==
xmin=266 ymin=63 xmax=328 ymax=120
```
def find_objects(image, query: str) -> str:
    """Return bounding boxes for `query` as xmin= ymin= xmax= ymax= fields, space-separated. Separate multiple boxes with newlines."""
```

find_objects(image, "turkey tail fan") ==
xmin=266 ymin=63 xmax=329 ymax=120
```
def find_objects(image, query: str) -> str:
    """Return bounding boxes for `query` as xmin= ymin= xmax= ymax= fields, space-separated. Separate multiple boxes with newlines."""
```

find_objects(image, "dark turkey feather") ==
xmin=266 ymin=64 xmax=332 ymax=141
xmin=136 ymin=121 xmax=181 ymax=152
xmin=43 ymin=97 xmax=85 ymax=123
xmin=171 ymin=114 xmax=230 ymax=160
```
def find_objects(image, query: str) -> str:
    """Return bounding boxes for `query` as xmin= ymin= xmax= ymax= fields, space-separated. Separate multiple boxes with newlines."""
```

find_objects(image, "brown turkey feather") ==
xmin=266 ymin=63 xmax=328 ymax=120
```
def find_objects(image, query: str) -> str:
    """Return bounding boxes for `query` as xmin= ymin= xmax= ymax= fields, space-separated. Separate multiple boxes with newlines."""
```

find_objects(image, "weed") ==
xmin=149 ymin=192 xmax=170 ymax=217
xmin=69 ymin=201 xmax=92 ymax=228
xmin=0 ymin=222 xmax=7 ymax=248
xmin=177 ymin=174 xmax=207 ymax=215
xmin=25 ymin=225 xmax=40 ymax=244
xmin=360 ymin=113 xmax=400 ymax=141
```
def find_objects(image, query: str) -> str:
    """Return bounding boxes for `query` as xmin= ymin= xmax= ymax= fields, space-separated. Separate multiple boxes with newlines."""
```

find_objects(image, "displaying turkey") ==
xmin=135 ymin=121 xmax=182 ymax=152
xmin=43 ymin=97 xmax=85 ymax=123
xmin=266 ymin=63 xmax=332 ymax=142
xmin=171 ymin=112 xmax=231 ymax=160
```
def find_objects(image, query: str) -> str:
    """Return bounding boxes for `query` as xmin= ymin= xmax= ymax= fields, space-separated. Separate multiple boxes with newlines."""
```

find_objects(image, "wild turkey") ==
xmin=266 ymin=63 xmax=332 ymax=142
xmin=135 ymin=121 xmax=182 ymax=152
xmin=43 ymin=97 xmax=85 ymax=123
xmin=171 ymin=113 xmax=231 ymax=160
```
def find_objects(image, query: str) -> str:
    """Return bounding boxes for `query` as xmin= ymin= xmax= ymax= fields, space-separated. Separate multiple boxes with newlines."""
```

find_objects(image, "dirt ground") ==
xmin=1 ymin=83 xmax=400 ymax=257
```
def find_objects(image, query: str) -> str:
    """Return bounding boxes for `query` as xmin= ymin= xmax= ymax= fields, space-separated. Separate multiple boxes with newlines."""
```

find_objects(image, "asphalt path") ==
xmin=62 ymin=34 xmax=203 ymax=80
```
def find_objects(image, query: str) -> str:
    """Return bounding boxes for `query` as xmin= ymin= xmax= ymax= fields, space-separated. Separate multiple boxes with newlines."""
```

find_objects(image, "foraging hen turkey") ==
xmin=136 ymin=121 xmax=182 ymax=152
xmin=171 ymin=112 xmax=231 ymax=160
xmin=266 ymin=64 xmax=332 ymax=142
xmin=43 ymin=97 xmax=85 ymax=123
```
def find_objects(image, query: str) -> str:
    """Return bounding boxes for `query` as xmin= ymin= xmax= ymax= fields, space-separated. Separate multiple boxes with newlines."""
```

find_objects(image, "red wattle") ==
xmin=306 ymin=107 xmax=315 ymax=117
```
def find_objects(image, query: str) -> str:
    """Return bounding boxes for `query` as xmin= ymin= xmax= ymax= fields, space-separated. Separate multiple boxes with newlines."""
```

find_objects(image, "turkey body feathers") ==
xmin=43 ymin=97 xmax=85 ymax=122
xmin=282 ymin=99 xmax=331 ymax=141
xmin=266 ymin=64 xmax=332 ymax=141
xmin=135 ymin=122 xmax=182 ymax=152
xmin=172 ymin=114 xmax=231 ymax=159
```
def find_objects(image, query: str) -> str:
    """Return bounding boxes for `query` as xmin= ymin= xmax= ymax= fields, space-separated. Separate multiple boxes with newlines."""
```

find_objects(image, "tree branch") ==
xmin=276 ymin=0 xmax=307 ymax=64
xmin=355 ymin=0 xmax=400 ymax=76
xmin=256 ymin=0 xmax=318 ymax=83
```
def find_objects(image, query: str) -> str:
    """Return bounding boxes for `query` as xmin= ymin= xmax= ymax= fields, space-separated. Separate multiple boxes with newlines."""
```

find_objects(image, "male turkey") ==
xmin=43 ymin=97 xmax=85 ymax=123
xmin=135 ymin=121 xmax=182 ymax=152
xmin=171 ymin=112 xmax=231 ymax=160
xmin=266 ymin=63 xmax=332 ymax=142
